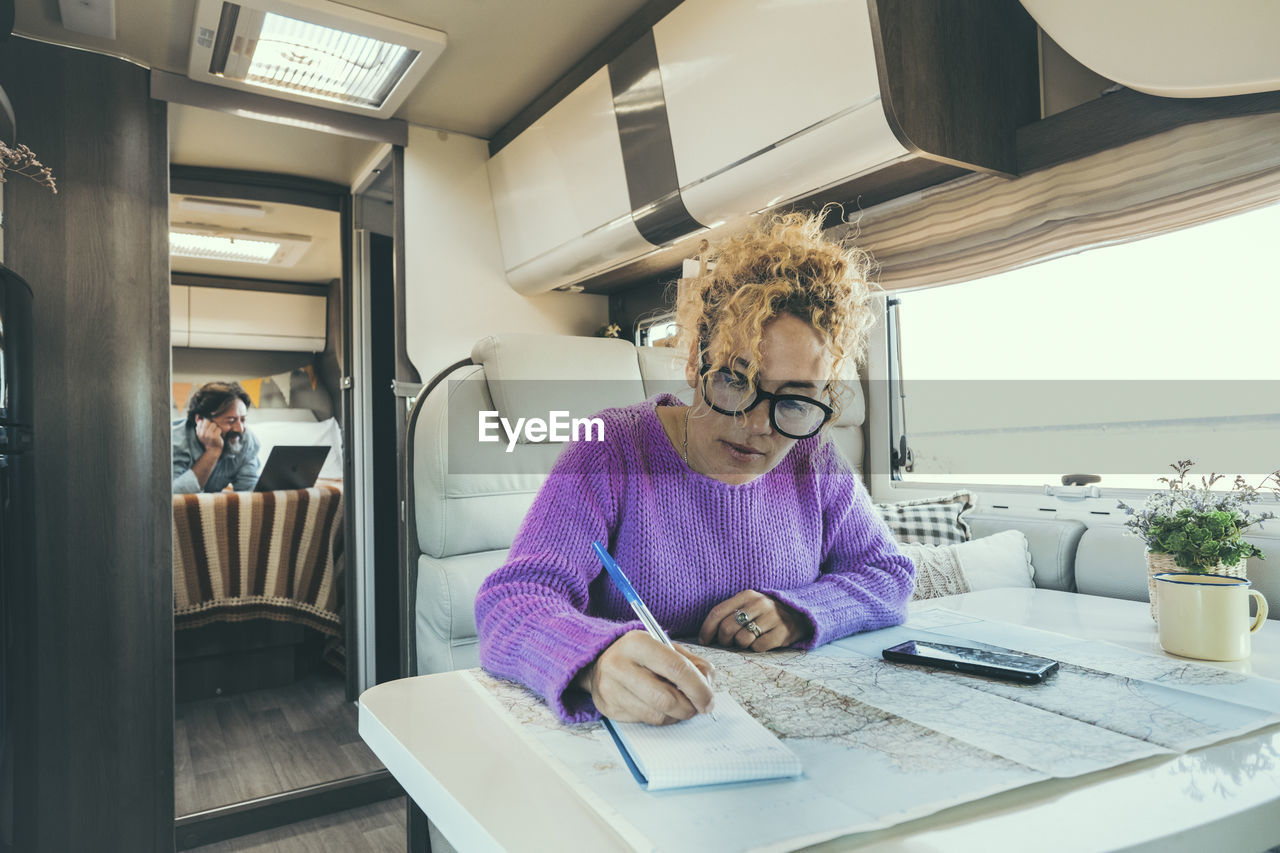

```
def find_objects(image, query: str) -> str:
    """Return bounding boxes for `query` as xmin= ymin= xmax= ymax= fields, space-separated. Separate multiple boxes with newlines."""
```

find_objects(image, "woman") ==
xmin=475 ymin=212 xmax=914 ymax=725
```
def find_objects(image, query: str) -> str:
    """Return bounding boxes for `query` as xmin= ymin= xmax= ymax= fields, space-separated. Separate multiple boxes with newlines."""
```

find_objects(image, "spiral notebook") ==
xmin=602 ymin=693 xmax=802 ymax=791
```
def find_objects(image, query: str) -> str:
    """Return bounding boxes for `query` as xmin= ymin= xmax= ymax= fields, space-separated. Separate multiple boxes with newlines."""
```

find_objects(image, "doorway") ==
xmin=167 ymin=161 xmax=404 ymax=849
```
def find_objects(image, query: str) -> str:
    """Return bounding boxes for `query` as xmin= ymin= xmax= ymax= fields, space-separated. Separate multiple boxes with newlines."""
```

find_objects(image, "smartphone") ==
xmin=882 ymin=639 xmax=1059 ymax=683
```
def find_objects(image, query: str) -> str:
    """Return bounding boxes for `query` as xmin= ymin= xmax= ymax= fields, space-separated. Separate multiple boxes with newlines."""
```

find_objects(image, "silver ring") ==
xmin=735 ymin=609 xmax=751 ymax=627
xmin=745 ymin=620 xmax=762 ymax=638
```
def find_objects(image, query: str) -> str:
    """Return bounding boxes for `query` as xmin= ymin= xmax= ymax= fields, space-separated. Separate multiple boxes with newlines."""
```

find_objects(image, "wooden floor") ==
xmin=175 ymin=668 xmax=386 ymax=815
xmin=187 ymin=797 xmax=406 ymax=852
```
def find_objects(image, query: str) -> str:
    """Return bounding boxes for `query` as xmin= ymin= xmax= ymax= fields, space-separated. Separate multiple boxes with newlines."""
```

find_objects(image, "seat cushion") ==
xmin=825 ymin=424 xmax=864 ymax=475
xmin=966 ymin=513 xmax=1086 ymax=592
xmin=414 ymin=550 xmax=506 ymax=675
xmin=1073 ymin=524 xmax=1148 ymax=601
xmin=637 ymin=346 xmax=692 ymax=401
xmin=1075 ymin=524 xmax=1280 ymax=618
xmin=473 ymin=333 xmax=647 ymax=443
xmin=413 ymin=363 xmax=549 ymax=558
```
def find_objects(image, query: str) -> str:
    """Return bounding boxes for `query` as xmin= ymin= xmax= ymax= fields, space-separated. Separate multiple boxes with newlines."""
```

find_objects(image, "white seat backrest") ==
xmin=413 ymin=333 xmax=682 ymax=560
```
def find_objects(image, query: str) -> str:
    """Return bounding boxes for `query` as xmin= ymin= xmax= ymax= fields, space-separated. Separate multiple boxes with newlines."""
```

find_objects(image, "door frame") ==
xmin=168 ymin=166 xmax=400 ymax=849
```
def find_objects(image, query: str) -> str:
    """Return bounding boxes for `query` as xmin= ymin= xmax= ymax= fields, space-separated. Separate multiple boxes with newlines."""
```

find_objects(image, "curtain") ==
xmin=835 ymin=112 xmax=1280 ymax=290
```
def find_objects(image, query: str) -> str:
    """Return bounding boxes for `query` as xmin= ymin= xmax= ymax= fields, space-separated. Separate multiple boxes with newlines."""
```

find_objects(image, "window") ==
xmin=637 ymin=314 xmax=679 ymax=347
xmin=890 ymin=202 xmax=1280 ymax=491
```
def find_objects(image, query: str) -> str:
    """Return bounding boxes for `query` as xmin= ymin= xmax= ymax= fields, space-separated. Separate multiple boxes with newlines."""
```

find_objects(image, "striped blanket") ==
xmin=173 ymin=485 xmax=343 ymax=636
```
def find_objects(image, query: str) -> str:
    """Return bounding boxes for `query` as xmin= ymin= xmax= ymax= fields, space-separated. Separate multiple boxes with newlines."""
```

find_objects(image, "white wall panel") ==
xmin=170 ymin=285 xmax=189 ymax=347
xmin=403 ymin=127 xmax=606 ymax=379
xmin=487 ymin=68 xmax=638 ymax=271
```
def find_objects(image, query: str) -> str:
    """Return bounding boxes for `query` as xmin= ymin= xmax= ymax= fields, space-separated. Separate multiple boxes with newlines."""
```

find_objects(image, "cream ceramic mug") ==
xmin=1154 ymin=572 xmax=1268 ymax=661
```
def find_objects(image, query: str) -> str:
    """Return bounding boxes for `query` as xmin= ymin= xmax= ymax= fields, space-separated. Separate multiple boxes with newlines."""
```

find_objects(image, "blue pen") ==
xmin=591 ymin=541 xmax=717 ymax=721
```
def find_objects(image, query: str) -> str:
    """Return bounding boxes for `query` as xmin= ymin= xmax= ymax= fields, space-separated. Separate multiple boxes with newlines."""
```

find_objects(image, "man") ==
xmin=172 ymin=381 xmax=262 ymax=493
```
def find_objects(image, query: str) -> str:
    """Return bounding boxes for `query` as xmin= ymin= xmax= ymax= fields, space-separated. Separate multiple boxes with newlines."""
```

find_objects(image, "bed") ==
xmin=170 ymin=374 xmax=346 ymax=697
xmin=172 ymin=483 xmax=343 ymax=635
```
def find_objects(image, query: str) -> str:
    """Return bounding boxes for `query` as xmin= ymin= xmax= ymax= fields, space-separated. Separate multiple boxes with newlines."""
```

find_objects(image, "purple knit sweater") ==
xmin=475 ymin=394 xmax=914 ymax=723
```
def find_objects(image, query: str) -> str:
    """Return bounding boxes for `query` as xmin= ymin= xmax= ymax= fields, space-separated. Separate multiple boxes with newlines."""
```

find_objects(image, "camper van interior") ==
xmin=1 ymin=0 xmax=1279 ymax=850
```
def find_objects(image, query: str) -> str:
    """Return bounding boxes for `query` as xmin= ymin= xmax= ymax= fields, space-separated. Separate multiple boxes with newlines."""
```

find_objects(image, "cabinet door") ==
xmin=187 ymin=288 xmax=326 ymax=352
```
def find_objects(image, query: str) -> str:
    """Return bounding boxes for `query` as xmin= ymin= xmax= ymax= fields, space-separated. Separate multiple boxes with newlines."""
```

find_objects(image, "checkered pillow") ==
xmin=875 ymin=491 xmax=973 ymax=546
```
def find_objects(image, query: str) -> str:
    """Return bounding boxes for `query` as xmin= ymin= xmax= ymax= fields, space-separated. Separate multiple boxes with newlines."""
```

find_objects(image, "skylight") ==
xmin=170 ymin=225 xmax=312 ymax=266
xmin=241 ymin=13 xmax=416 ymax=108
xmin=188 ymin=0 xmax=447 ymax=118
xmin=171 ymin=232 xmax=282 ymax=264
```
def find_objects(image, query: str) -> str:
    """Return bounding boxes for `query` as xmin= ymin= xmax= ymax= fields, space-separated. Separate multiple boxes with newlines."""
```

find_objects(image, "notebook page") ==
xmin=607 ymin=692 xmax=802 ymax=791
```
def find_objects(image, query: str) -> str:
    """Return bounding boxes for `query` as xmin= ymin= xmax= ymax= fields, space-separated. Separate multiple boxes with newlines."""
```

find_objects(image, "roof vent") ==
xmin=170 ymin=223 xmax=312 ymax=266
xmin=187 ymin=0 xmax=446 ymax=118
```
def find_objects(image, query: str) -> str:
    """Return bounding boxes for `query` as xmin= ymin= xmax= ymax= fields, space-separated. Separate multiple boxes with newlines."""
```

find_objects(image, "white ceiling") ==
xmin=15 ymin=0 xmax=653 ymax=138
xmin=170 ymin=193 xmax=342 ymax=283
xmin=167 ymin=103 xmax=383 ymax=186
xmin=17 ymin=0 xmax=653 ymax=281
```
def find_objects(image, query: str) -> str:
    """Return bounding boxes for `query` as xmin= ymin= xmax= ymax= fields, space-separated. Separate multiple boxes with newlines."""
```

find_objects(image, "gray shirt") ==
xmin=171 ymin=419 xmax=262 ymax=493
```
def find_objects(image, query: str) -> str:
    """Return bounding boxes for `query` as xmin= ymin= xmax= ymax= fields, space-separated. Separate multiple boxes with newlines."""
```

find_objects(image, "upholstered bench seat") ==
xmin=405 ymin=335 xmax=1278 ymax=679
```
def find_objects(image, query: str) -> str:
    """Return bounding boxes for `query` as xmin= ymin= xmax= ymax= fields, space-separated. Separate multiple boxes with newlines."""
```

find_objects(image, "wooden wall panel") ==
xmin=0 ymin=37 xmax=173 ymax=851
xmin=868 ymin=0 xmax=1040 ymax=177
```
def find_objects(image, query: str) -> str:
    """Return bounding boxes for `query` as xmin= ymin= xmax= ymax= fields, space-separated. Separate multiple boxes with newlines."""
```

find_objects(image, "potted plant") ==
xmin=1118 ymin=461 xmax=1280 ymax=620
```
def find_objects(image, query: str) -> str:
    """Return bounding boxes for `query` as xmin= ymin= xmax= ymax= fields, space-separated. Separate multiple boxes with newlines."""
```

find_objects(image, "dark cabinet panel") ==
xmin=1 ymin=37 xmax=173 ymax=853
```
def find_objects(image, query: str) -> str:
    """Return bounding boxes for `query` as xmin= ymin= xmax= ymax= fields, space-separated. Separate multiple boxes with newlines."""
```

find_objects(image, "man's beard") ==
xmin=223 ymin=431 xmax=244 ymax=454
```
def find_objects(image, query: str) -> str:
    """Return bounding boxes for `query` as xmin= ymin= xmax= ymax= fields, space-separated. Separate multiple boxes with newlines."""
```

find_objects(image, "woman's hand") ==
xmin=576 ymin=631 xmax=716 ymax=725
xmin=698 ymin=590 xmax=812 ymax=651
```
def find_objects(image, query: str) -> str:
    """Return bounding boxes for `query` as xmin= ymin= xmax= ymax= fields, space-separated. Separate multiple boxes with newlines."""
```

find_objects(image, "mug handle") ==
xmin=1248 ymin=590 xmax=1268 ymax=633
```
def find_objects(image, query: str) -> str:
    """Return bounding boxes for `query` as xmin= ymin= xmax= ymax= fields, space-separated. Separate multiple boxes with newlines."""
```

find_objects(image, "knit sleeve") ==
xmin=762 ymin=442 xmax=915 ymax=648
xmin=475 ymin=433 xmax=643 ymax=723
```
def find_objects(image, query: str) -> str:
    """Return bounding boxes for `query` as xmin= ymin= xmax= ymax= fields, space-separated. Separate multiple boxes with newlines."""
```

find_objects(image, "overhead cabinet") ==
xmin=486 ymin=68 xmax=648 ymax=294
xmin=487 ymin=0 xmax=1037 ymax=295
xmin=170 ymin=285 xmax=327 ymax=351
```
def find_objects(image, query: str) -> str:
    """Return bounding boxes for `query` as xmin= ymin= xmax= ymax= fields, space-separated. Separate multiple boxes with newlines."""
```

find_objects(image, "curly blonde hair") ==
xmin=674 ymin=210 xmax=875 ymax=419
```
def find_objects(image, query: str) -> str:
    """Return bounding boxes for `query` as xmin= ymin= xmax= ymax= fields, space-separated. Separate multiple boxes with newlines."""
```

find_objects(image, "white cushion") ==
xmin=828 ymin=377 xmax=866 ymax=429
xmin=637 ymin=346 xmax=692 ymax=401
xmin=252 ymin=408 xmax=318 ymax=423
xmin=413 ymin=364 xmax=546 ymax=559
xmin=472 ymin=333 xmax=646 ymax=443
xmin=958 ymin=530 xmax=1035 ymax=590
xmin=905 ymin=530 xmax=1035 ymax=600
xmin=414 ymin=550 xmax=504 ymax=673
xmin=966 ymin=513 xmax=1085 ymax=592
xmin=252 ymin=416 xmax=344 ymax=480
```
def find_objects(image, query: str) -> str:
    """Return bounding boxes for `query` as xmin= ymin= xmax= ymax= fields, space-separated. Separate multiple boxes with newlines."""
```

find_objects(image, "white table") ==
xmin=359 ymin=589 xmax=1280 ymax=852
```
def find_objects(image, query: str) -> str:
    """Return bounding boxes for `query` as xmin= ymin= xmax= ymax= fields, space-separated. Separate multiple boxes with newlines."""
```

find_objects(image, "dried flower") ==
xmin=0 ymin=141 xmax=58 ymax=194
xmin=1117 ymin=461 xmax=1280 ymax=571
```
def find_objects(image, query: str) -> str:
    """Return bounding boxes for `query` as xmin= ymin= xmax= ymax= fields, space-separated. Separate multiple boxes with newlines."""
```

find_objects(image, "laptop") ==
xmin=254 ymin=445 xmax=331 ymax=492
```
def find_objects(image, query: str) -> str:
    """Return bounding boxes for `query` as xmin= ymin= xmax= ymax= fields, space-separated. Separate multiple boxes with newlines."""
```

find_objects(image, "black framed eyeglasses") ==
xmin=699 ymin=363 xmax=833 ymax=439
